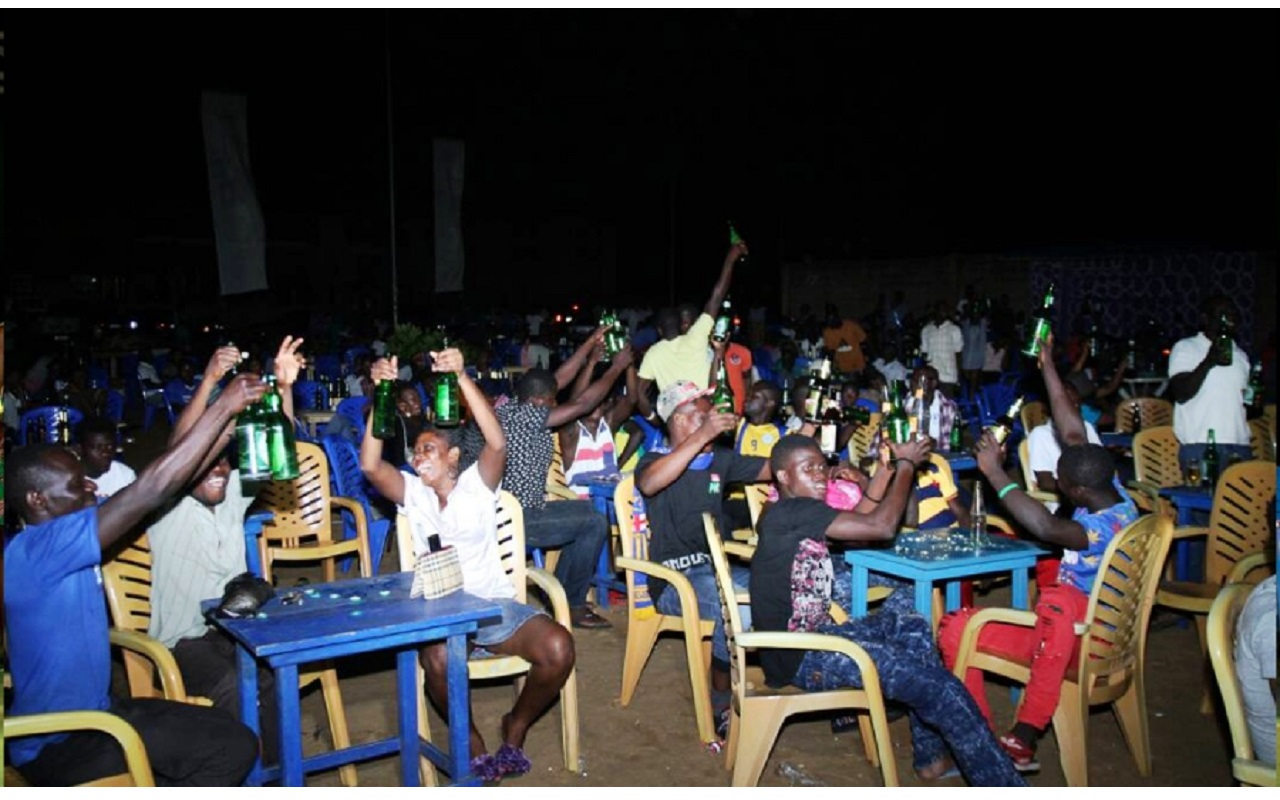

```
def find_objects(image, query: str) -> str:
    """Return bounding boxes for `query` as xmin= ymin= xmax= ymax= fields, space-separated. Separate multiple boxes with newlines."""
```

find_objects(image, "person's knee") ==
xmin=539 ymin=625 xmax=577 ymax=675
xmin=1035 ymin=585 xmax=1076 ymax=619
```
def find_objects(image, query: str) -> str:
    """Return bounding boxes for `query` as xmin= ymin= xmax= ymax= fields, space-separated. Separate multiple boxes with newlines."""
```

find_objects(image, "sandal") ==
xmin=570 ymin=605 xmax=613 ymax=629
xmin=469 ymin=754 xmax=502 ymax=783
xmin=492 ymin=744 xmax=532 ymax=778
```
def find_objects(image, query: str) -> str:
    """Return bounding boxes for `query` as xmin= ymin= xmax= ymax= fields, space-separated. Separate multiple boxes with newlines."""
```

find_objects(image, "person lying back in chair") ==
xmin=360 ymin=349 xmax=574 ymax=784
xmin=938 ymin=332 xmax=1138 ymax=773
xmin=752 ymin=434 xmax=1027 ymax=786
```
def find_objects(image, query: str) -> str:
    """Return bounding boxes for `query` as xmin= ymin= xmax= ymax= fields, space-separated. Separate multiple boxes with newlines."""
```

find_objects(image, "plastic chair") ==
xmin=103 ymin=388 xmax=126 ymax=424
xmin=1247 ymin=417 xmax=1275 ymax=462
xmin=18 ymin=406 xmax=85 ymax=445
xmin=322 ymin=434 xmax=394 ymax=576
xmin=1126 ymin=426 xmax=1182 ymax=517
xmin=1020 ymin=401 xmax=1049 ymax=435
xmin=334 ymin=396 xmax=368 ymax=433
xmin=951 ymin=512 xmax=1174 ymax=786
xmin=977 ymin=382 xmax=1018 ymax=427
xmin=292 ymin=380 xmax=330 ymax=412
xmin=612 ymin=475 xmax=717 ymax=745
xmin=395 ymin=491 xmax=580 ymax=785
xmin=1114 ymin=398 xmax=1173 ymax=434
xmin=1207 ymin=582 xmax=1277 ymax=787
xmin=1155 ymin=460 xmax=1276 ymax=709
xmin=702 ymin=513 xmax=899 ymax=787
xmin=1017 ymin=438 xmax=1062 ymax=507
xmin=250 ymin=442 xmax=374 ymax=585
xmin=102 ymin=532 xmax=358 ymax=787
xmin=138 ymin=374 xmax=176 ymax=431
xmin=4 ymin=711 xmax=156 ymax=786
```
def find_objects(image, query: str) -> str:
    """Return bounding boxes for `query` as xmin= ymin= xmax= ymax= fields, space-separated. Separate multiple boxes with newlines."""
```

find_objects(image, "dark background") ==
xmin=2 ymin=13 xmax=1277 ymax=328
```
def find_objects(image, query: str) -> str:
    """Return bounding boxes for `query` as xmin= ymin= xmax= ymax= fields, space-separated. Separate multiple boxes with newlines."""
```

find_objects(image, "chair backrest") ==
xmin=546 ymin=433 xmax=574 ymax=500
xmin=1021 ymin=401 xmax=1049 ymax=435
xmin=1017 ymin=438 xmax=1039 ymax=491
xmin=744 ymin=482 xmax=773 ymax=531
xmin=1115 ymin=398 xmax=1173 ymax=434
xmin=1132 ymin=426 xmax=1182 ymax=489
xmin=19 ymin=406 xmax=85 ymax=446
xmin=102 ymin=534 xmax=154 ymax=635
xmin=1076 ymin=512 xmax=1173 ymax=685
xmin=613 ymin=475 xmax=647 ymax=561
xmin=978 ymin=382 xmax=1017 ymax=426
xmin=103 ymin=389 xmax=126 ymax=424
xmin=1207 ymin=583 xmax=1263 ymax=763
xmin=1247 ymin=418 xmax=1275 ymax=462
xmin=255 ymin=442 xmax=334 ymax=550
xmin=395 ymin=490 xmax=527 ymax=602
xmin=323 ymin=434 xmax=374 ymax=509
xmin=846 ymin=413 xmax=882 ymax=464
xmin=1204 ymin=460 xmax=1277 ymax=587
xmin=334 ymin=396 xmax=368 ymax=431
xmin=701 ymin=513 xmax=749 ymax=707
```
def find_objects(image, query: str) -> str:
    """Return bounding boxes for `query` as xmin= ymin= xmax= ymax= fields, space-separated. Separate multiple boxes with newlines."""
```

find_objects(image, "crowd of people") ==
xmin=2 ymin=237 xmax=1275 ymax=786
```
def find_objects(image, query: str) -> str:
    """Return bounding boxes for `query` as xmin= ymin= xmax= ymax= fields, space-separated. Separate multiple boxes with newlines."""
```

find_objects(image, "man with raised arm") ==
xmin=938 ymin=333 xmax=1138 ymax=772
xmin=5 ymin=372 xmax=265 ymax=786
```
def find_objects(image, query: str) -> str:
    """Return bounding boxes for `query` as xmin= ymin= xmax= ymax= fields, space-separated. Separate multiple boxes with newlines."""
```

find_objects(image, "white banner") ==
xmin=202 ymin=92 xmax=267 ymax=296
xmin=433 ymin=138 xmax=465 ymax=294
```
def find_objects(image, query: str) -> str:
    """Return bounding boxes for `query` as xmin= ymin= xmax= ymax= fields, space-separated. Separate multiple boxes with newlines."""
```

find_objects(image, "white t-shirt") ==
xmin=920 ymin=321 xmax=964 ymax=384
xmin=1027 ymin=420 xmax=1102 ymax=513
xmin=399 ymin=465 xmax=515 ymax=601
xmin=873 ymin=358 xmax=910 ymax=386
xmin=1167 ymin=333 xmax=1250 ymax=446
xmin=91 ymin=460 xmax=138 ymax=500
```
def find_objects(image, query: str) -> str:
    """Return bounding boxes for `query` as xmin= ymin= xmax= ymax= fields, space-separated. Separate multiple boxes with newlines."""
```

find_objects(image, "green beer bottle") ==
xmin=1022 ymin=282 xmax=1057 ymax=358
xmin=949 ymin=411 xmax=964 ymax=453
xmin=236 ymin=401 xmax=272 ymax=480
xmin=1213 ymin=313 xmax=1234 ymax=367
xmin=886 ymin=381 xmax=912 ymax=445
xmin=728 ymin=221 xmax=747 ymax=260
xmin=263 ymin=375 xmax=300 ymax=480
xmin=988 ymin=396 xmax=1025 ymax=445
xmin=371 ymin=377 xmax=397 ymax=440
xmin=712 ymin=297 xmax=733 ymax=344
xmin=1201 ymin=429 xmax=1219 ymax=488
xmin=711 ymin=359 xmax=735 ymax=413
xmin=434 ymin=336 xmax=461 ymax=428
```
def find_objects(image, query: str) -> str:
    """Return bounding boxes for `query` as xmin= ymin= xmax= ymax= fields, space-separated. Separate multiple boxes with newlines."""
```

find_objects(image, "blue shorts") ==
xmin=473 ymin=597 xmax=547 ymax=649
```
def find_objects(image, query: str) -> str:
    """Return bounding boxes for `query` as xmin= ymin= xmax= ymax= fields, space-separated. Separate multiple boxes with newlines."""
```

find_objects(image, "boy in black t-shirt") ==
xmin=750 ymin=435 xmax=1026 ymax=786
xmin=636 ymin=380 xmax=771 ymax=738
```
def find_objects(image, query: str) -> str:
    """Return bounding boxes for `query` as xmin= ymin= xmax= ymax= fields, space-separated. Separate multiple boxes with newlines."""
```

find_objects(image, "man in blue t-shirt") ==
xmin=939 ymin=333 xmax=1139 ymax=773
xmin=4 ymin=373 xmax=265 ymax=786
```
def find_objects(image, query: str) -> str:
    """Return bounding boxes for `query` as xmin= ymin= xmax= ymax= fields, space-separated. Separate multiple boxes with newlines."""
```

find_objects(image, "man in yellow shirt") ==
xmin=734 ymin=381 xmax=786 ymax=458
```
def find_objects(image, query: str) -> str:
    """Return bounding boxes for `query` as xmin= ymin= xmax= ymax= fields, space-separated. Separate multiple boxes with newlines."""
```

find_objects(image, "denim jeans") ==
xmin=792 ymin=611 xmax=1026 ymax=787
xmin=654 ymin=562 xmax=752 ymax=665
xmin=522 ymin=500 xmax=609 ymax=608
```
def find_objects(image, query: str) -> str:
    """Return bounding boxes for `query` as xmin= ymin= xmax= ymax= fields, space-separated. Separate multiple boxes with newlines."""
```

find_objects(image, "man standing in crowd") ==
xmin=1167 ymin=295 xmax=1253 ymax=470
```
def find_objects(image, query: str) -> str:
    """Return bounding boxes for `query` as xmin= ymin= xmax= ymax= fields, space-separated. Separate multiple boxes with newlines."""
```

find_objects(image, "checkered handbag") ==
xmin=410 ymin=545 xmax=463 ymax=599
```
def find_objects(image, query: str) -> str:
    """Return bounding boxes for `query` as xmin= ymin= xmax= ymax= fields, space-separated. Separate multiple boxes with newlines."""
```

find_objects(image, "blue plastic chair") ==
xmin=19 ymin=406 xmax=85 ymax=445
xmin=322 ymin=434 xmax=393 ymax=576
xmin=140 ymin=380 xmax=176 ymax=431
xmin=334 ymin=396 xmax=368 ymax=432
xmin=313 ymin=354 xmax=342 ymax=380
xmin=103 ymin=389 xmax=126 ymax=424
xmin=293 ymin=380 xmax=330 ymax=412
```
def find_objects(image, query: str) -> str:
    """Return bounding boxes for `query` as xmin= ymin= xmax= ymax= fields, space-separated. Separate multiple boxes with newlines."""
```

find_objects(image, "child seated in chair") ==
xmin=938 ymin=333 xmax=1138 ymax=773
xmin=360 ymin=349 xmax=574 ymax=784
xmin=752 ymin=434 xmax=1027 ymax=786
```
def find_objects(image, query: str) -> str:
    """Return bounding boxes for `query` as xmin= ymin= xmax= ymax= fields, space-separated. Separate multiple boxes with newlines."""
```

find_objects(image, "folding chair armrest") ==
xmin=950 ymin=607 xmax=1037 ymax=679
xmin=736 ymin=630 xmax=885 ymax=700
xmin=1027 ymin=489 xmax=1060 ymax=505
xmin=1125 ymin=480 xmax=1164 ymax=500
xmin=108 ymin=628 xmax=191 ymax=702
xmin=1172 ymin=525 xmax=1210 ymax=541
xmin=526 ymin=566 xmax=572 ymax=628
xmin=616 ymin=557 xmax=713 ymax=633
xmin=545 ymin=483 xmax=579 ymax=501
xmin=329 ymin=496 xmax=367 ymax=532
xmin=723 ymin=541 xmax=756 ymax=561
xmin=4 ymin=711 xmax=156 ymax=786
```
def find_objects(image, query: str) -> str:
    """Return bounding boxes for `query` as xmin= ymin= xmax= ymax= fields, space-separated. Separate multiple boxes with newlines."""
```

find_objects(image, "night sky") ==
xmin=3 ymin=13 xmax=1277 ymax=314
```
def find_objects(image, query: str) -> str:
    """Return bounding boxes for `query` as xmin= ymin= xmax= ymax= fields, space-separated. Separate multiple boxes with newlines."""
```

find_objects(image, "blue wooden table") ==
xmin=844 ymin=531 xmax=1047 ymax=627
xmin=204 ymin=572 xmax=500 ymax=787
xmin=1100 ymin=432 xmax=1133 ymax=449
xmin=1159 ymin=484 xmax=1212 ymax=580
xmin=941 ymin=451 xmax=977 ymax=473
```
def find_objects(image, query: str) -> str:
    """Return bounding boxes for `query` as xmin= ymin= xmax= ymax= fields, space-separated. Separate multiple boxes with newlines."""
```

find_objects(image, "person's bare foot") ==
xmin=916 ymin=755 xmax=959 ymax=781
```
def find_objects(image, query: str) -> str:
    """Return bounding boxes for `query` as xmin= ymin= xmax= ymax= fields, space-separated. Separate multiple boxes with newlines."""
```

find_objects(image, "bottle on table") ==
xmin=1129 ymin=400 xmax=1142 ymax=434
xmin=262 ymin=375 xmax=300 ymax=480
xmin=970 ymin=482 xmax=987 ymax=551
xmin=433 ymin=333 xmax=462 ymax=428
xmin=1201 ymin=428 xmax=1219 ymax=488
xmin=987 ymin=395 xmax=1026 ymax=445
xmin=1022 ymin=282 xmax=1057 ymax=358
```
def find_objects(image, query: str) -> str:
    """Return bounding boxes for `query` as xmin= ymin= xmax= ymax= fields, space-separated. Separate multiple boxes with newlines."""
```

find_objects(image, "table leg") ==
xmin=237 ymin=645 xmax=262 ymax=786
xmin=1012 ymin=567 xmax=1029 ymax=611
xmin=851 ymin=564 xmax=870 ymax=618
xmin=945 ymin=580 xmax=961 ymax=613
xmin=446 ymin=633 xmax=473 ymax=785
xmin=914 ymin=579 xmax=933 ymax=628
xmin=275 ymin=663 xmax=302 ymax=786
xmin=396 ymin=649 xmax=420 ymax=787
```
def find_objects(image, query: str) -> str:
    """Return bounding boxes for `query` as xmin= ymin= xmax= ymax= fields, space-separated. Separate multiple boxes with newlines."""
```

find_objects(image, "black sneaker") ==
xmin=715 ymin=706 xmax=731 ymax=740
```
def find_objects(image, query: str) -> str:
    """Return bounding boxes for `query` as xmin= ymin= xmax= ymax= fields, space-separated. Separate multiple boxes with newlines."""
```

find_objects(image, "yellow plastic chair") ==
xmin=102 ymin=532 xmax=358 ymax=787
xmin=951 ymin=513 xmax=1173 ymax=786
xmin=546 ymin=433 xmax=579 ymax=502
xmin=1155 ymin=461 xmax=1276 ymax=684
xmin=4 ymin=711 xmax=156 ymax=787
xmin=1115 ymin=398 xmax=1173 ymax=433
xmin=612 ymin=475 xmax=717 ymax=745
xmin=1208 ymin=582 xmax=1278 ymax=787
xmin=1127 ymin=426 xmax=1182 ymax=518
xmin=251 ymin=442 xmax=373 ymax=584
xmin=701 ymin=513 xmax=898 ymax=787
xmin=1020 ymin=400 xmax=1049 ymax=436
xmin=1226 ymin=552 xmax=1272 ymax=586
xmin=1247 ymin=417 xmax=1275 ymax=462
xmin=395 ymin=491 xmax=580 ymax=785
xmin=1017 ymin=438 xmax=1062 ymax=507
